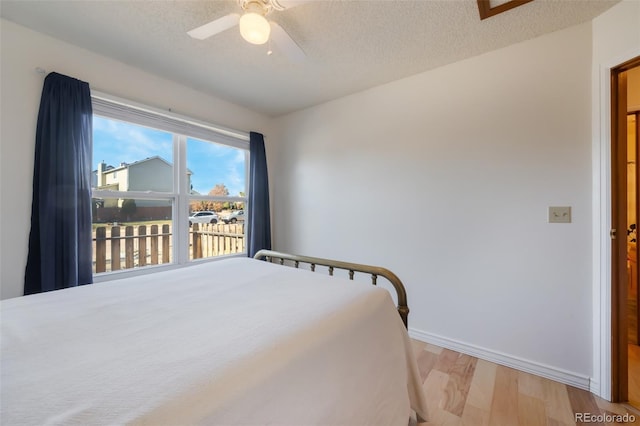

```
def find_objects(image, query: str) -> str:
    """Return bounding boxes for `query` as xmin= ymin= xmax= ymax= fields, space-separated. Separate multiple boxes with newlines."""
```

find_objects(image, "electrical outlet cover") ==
xmin=548 ymin=206 xmax=571 ymax=223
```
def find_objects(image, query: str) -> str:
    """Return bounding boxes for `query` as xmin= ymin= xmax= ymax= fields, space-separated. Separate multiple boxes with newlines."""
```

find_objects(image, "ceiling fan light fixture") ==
xmin=239 ymin=12 xmax=271 ymax=45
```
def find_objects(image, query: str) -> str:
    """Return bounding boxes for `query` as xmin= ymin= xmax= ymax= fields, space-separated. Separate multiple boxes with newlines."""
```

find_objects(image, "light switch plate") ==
xmin=548 ymin=206 xmax=571 ymax=223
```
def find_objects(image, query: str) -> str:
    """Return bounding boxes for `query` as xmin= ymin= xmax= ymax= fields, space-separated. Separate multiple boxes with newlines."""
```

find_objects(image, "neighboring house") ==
xmin=93 ymin=156 xmax=192 ymax=208
xmin=92 ymin=156 xmax=192 ymax=221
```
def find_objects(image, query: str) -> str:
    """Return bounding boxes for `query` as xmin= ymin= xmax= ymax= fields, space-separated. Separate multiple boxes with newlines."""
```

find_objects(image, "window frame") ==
xmin=91 ymin=92 xmax=250 ymax=282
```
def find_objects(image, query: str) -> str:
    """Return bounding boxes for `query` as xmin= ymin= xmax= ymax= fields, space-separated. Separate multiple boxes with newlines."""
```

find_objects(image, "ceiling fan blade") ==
xmin=270 ymin=22 xmax=305 ymax=62
xmin=187 ymin=14 xmax=240 ymax=40
xmin=270 ymin=0 xmax=313 ymax=11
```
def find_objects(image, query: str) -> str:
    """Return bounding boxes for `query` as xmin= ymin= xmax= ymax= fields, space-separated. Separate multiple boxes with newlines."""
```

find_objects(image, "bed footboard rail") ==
xmin=253 ymin=249 xmax=409 ymax=328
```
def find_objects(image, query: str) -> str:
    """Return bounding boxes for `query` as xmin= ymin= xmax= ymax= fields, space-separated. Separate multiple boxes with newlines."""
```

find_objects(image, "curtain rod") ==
xmin=92 ymin=90 xmax=250 ymax=141
xmin=33 ymin=67 xmax=250 ymax=141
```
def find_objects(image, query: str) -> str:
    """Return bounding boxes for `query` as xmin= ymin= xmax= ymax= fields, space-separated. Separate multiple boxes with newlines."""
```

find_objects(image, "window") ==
xmin=91 ymin=94 xmax=249 ymax=277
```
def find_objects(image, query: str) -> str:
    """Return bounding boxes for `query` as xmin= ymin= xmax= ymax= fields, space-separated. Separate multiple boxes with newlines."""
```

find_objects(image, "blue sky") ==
xmin=93 ymin=116 xmax=246 ymax=196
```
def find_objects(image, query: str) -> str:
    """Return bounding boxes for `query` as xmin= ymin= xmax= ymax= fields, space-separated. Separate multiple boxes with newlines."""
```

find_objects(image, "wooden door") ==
xmin=611 ymin=57 xmax=640 ymax=403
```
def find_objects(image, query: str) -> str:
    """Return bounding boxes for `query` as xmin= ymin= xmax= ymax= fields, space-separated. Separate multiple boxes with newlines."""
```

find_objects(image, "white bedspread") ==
xmin=1 ymin=258 xmax=428 ymax=425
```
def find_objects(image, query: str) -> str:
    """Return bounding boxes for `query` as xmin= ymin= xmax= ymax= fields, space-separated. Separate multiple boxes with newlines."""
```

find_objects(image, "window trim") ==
xmin=92 ymin=91 xmax=249 ymax=147
xmin=91 ymin=92 xmax=250 ymax=282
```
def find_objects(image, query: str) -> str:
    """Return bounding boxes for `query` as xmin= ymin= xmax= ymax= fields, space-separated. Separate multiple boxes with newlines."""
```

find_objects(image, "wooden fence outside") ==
xmin=93 ymin=223 xmax=245 ymax=273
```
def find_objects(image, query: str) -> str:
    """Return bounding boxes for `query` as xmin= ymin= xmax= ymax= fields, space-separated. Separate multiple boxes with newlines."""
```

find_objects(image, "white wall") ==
xmin=0 ymin=19 xmax=270 ymax=300
xmin=590 ymin=0 xmax=640 ymax=399
xmin=270 ymin=22 xmax=594 ymax=380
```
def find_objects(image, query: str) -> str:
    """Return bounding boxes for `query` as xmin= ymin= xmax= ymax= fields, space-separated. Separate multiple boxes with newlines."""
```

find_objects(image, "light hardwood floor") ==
xmin=411 ymin=339 xmax=640 ymax=426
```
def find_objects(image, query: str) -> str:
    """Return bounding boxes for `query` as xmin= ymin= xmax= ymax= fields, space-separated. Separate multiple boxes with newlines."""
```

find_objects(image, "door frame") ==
xmin=612 ymin=63 xmax=640 ymax=403
xmin=594 ymin=51 xmax=640 ymax=402
xmin=611 ymin=60 xmax=630 ymax=403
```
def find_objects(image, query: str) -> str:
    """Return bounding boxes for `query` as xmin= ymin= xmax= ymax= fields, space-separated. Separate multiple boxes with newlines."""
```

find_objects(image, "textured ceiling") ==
xmin=0 ymin=0 xmax=619 ymax=117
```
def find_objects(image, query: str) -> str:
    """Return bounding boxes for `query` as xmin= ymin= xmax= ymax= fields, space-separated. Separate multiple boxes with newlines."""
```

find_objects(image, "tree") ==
xmin=120 ymin=199 xmax=137 ymax=221
xmin=208 ymin=184 xmax=229 ymax=212
xmin=188 ymin=184 xmax=230 ymax=213
xmin=235 ymin=192 xmax=245 ymax=210
xmin=189 ymin=200 xmax=208 ymax=213
xmin=208 ymin=184 xmax=229 ymax=197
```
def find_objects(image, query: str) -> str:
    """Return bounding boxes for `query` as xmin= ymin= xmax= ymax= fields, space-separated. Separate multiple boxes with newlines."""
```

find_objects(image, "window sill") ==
xmin=92 ymin=252 xmax=247 ymax=284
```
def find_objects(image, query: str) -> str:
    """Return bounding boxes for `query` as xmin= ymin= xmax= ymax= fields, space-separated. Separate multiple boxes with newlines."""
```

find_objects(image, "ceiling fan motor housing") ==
xmin=239 ymin=0 xmax=271 ymax=15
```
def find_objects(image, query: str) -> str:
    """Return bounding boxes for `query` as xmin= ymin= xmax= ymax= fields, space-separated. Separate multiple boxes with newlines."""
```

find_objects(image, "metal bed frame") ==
xmin=253 ymin=249 xmax=410 ymax=328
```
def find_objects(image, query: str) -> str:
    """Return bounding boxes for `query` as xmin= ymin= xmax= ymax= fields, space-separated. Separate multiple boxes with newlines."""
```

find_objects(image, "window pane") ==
xmin=91 ymin=98 xmax=250 ymax=278
xmin=93 ymin=116 xmax=174 ymax=192
xmin=92 ymin=197 xmax=173 ymax=273
xmin=189 ymin=200 xmax=245 ymax=260
xmin=187 ymin=137 xmax=246 ymax=197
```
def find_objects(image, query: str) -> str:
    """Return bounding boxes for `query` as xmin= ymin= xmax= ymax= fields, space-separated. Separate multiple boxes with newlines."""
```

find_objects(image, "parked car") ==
xmin=189 ymin=211 xmax=218 ymax=225
xmin=221 ymin=210 xmax=245 ymax=224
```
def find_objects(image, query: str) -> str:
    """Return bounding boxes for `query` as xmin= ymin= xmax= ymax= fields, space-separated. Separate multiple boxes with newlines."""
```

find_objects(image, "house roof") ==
xmin=106 ymin=156 xmax=172 ymax=172
xmin=1 ymin=0 xmax=620 ymax=117
xmin=96 ymin=156 xmax=193 ymax=175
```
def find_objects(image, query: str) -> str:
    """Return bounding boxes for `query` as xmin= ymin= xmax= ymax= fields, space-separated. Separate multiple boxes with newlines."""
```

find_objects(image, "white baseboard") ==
xmin=409 ymin=327 xmax=592 ymax=391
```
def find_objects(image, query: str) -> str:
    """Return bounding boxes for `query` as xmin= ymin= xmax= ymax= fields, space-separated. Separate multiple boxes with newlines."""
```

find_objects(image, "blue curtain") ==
xmin=247 ymin=132 xmax=272 ymax=257
xmin=24 ymin=72 xmax=93 ymax=295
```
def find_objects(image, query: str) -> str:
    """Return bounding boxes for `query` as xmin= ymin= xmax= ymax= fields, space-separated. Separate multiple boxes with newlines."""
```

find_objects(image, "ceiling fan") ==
xmin=187 ymin=0 xmax=308 ymax=61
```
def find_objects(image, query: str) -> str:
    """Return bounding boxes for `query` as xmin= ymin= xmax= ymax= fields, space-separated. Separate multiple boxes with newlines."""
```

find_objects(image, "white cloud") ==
xmin=93 ymin=116 xmax=172 ymax=166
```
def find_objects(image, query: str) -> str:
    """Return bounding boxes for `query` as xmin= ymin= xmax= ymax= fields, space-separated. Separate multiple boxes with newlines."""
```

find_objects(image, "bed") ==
xmin=1 ymin=250 xmax=428 ymax=425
